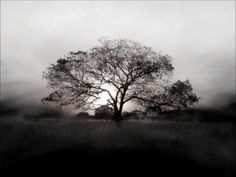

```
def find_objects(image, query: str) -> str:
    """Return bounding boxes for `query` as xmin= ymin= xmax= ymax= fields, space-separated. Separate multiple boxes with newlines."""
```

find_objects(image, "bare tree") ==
xmin=42 ymin=38 xmax=198 ymax=121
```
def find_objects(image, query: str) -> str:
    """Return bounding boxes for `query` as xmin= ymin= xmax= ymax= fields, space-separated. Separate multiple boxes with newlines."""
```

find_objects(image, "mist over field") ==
xmin=0 ymin=1 xmax=235 ymax=177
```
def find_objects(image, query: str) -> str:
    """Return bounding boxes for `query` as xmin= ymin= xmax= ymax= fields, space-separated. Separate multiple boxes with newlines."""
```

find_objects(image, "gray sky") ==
xmin=1 ymin=1 xmax=235 ymax=109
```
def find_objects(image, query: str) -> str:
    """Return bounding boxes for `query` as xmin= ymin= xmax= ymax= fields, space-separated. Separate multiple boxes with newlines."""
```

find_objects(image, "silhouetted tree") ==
xmin=141 ymin=80 xmax=199 ymax=113
xmin=42 ymin=38 xmax=198 ymax=121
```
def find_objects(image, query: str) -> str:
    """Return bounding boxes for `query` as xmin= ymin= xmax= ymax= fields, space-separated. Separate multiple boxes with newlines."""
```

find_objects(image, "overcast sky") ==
xmin=1 ymin=1 xmax=235 ymax=109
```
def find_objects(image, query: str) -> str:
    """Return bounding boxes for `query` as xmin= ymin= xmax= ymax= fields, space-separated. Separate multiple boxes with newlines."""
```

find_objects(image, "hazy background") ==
xmin=1 ymin=1 xmax=235 ymax=111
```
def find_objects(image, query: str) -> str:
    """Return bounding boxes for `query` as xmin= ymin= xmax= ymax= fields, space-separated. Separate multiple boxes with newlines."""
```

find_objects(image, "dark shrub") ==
xmin=94 ymin=105 xmax=113 ymax=119
xmin=122 ymin=110 xmax=147 ymax=120
xmin=76 ymin=112 xmax=92 ymax=119
xmin=145 ymin=106 xmax=160 ymax=118
xmin=131 ymin=110 xmax=147 ymax=120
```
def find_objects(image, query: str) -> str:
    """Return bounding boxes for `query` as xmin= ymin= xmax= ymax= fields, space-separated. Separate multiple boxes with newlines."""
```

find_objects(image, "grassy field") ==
xmin=0 ymin=113 xmax=235 ymax=176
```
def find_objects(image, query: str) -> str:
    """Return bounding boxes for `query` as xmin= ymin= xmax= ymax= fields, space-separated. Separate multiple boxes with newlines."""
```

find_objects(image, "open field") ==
xmin=0 ymin=114 xmax=235 ymax=177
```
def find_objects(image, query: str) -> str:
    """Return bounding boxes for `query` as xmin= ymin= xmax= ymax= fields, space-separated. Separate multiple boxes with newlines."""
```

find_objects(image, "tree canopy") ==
xmin=42 ymin=38 xmax=199 ymax=121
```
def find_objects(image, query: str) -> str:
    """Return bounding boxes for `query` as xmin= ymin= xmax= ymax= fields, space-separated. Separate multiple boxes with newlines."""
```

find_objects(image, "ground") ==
xmin=0 ymin=114 xmax=235 ymax=177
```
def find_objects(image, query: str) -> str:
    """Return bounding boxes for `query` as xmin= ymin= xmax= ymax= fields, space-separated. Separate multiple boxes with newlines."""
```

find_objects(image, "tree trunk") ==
xmin=158 ymin=106 xmax=163 ymax=114
xmin=114 ymin=110 xmax=122 ymax=122
xmin=113 ymin=89 xmax=127 ymax=122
